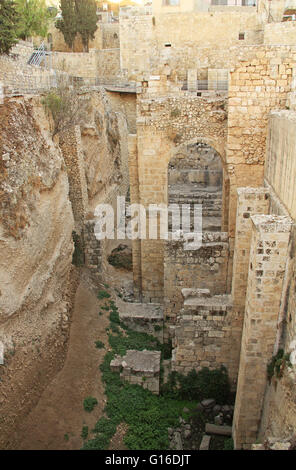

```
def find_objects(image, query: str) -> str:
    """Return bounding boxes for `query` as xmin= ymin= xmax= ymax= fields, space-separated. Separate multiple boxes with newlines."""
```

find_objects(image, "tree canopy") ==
xmin=75 ymin=0 xmax=97 ymax=52
xmin=0 ymin=0 xmax=20 ymax=54
xmin=57 ymin=0 xmax=98 ymax=52
xmin=15 ymin=0 xmax=52 ymax=40
xmin=56 ymin=0 xmax=77 ymax=51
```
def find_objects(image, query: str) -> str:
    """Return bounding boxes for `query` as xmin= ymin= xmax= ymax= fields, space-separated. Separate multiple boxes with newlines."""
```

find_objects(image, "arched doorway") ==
xmin=168 ymin=142 xmax=224 ymax=232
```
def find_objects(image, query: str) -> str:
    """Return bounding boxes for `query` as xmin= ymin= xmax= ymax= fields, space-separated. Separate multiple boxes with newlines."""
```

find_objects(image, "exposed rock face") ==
xmin=0 ymin=96 xmax=76 ymax=448
xmin=80 ymin=89 xmax=129 ymax=210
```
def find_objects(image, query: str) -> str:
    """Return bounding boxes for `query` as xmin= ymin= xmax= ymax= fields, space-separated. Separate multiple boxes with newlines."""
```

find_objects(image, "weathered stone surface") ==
xmin=205 ymin=424 xmax=232 ymax=436
xmin=199 ymin=435 xmax=211 ymax=450
xmin=111 ymin=349 xmax=161 ymax=394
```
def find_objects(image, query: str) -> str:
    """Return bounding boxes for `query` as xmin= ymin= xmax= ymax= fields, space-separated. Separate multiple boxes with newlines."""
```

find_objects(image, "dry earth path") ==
xmin=12 ymin=271 xmax=111 ymax=450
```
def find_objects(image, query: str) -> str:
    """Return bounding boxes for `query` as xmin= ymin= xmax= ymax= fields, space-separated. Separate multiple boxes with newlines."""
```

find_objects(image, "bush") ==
xmin=161 ymin=366 xmax=231 ymax=404
xmin=83 ymin=396 xmax=98 ymax=413
xmin=81 ymin=426 xmax=88 ymax=440
xmin=95 ymin=340 xmax=104 ymax=349
xmin=42 ymin=77 xmax=90 ymax=137
xmin=267 ymin=349 xmax=291 ymax=382
xmin=97 ymin=290 xmax=111 ymax=300
xmin=223 ymin=438 xmax=234 ymax=450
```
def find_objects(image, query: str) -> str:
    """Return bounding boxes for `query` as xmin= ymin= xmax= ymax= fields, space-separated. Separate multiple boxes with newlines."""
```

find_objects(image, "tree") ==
xmin=0 ymin=0 xmax=19 ymax=54
xmin=56 ymin=0 xmax=77 ymax=51
xmin=42 ymin=76 xmax=90 ymax=137
xmin=75 ymin=0 xmax=97 ymax=53
xmin=15 ymin=0 xmax=51 ymax=40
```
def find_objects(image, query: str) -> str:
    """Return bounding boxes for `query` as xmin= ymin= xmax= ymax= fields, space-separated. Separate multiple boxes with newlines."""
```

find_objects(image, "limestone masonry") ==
xmin=1 ymin=0 xmax=296 ymax=450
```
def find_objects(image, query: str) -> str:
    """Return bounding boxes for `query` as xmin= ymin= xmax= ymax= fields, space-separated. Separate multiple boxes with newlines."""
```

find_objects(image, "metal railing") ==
xmin=182 ymin=80 xmax=228 ymax=92
xmin=27 ymin=42 xmax=52 ymax=69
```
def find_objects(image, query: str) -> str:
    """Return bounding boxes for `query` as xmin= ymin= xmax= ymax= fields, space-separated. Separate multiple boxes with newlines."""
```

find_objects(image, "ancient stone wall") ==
xmin=119 ymin=10 xmax=263 ymax=80
xmin=227 ymin=45 xmax=295 ymax=239
xmin=0 ymin=51 xmax=54 ymax=95
xmin=172 ymin=289 xmax=233 ymax=375
xmin=233 ymin=215 xmax=293 ymax=449
xmin=243 ymin=110 xmax=296 ymax=446
xmin=51 ymin=50 xmax=97 ymax=80
xmin=59 ymin=126 xmax=88 ymax=233
xmin=105 ymin=91 xmax=137 ymax=133
xmin=265 ymin=111 xmax=296 ymax=220
xmin=264 ymin=21 xmax=296 ymax=45
xmin=164 ymin=233 xmax=229 ymax=324
xmin=132 ymin=86 xmax=228 ymax=302
xmin=96 ymin=49 xmax=121 ymax=82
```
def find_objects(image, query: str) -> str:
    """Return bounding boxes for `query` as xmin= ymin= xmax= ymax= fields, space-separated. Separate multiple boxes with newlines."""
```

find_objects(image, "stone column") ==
xmin=233 ymin=215 xmax=293 ymax=449
xmin=128 ymin=134 xmax=142 ymax=300
xmin=84 ymin=220 xmax=102 ymax=284
xmin=59 ymin=126 xmax=88 ymax=233
xmin=187 ymin=69 xmax=197 ymax=92
xmin=229 ymin=188 xmax=270 ymax=380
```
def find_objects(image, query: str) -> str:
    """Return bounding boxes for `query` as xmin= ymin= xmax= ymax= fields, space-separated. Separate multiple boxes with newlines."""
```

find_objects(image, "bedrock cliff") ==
xmin=0 ymin=96 xmax=76 ymax=448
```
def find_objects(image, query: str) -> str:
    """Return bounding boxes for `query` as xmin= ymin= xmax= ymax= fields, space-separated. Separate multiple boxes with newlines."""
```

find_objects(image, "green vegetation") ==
xmin=223 ymin=437 xmax=234 ymax=450
xmin=56 ymin=0 xmax=77 ymax=51
xmin=81 ymin=425 xmax=88 ymax=440
xmin=15 ymin=0 xmax=52 ymax=41
xmin=95 ymin=340 xmax=105 ymax=349
xmin=267 ymin=349 xmax=291 ymax=382
xmin=42 ymin=77 xmax=90 ymax=137
xmin=97 ymin=290 xmax=111 ymax=300
xmin=154 ymin=325 xmax=162 ymax=332
xmin=161 ymin=367 xmax=230 ymax=404
xmin=64 ymin=433 xmax=69 ymax=441
xmin=75 ymin=0 xmax=97 ymax=53
xmin=0 ymin=0 xmax=20 ymax=54
xmin=57 ymin=0 xmax=97 ymax=52
xmin=83 ymin=396 xmax=98 ymax=413
xmin=82 ymin=296 xmax=232 ymax=450
xmin=107 ymin=247 xmax=132 ymax=271
xmin=170 ymin=108 xmax=181 ymax=118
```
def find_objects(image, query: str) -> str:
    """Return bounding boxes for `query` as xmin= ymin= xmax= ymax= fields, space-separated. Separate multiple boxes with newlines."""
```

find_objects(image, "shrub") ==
xmin=83 ymin=396 xmax=98 ymax=413
xmin=267 ymin=349 xmax=291 ymax=382
xmin=95 ymin=340 xmax=104 ymax=349
xmin=81 ymin=426 xmax=88 ymax=440
xmin=161 ymin=366 xmax=231 ymax=404
xmin=223 ymin=438 xmax=234 ymax=450
xmin=42 ymin=76 xmax=90 ymax=137
xmin=97 ymin=290 xmax=111 ymax=300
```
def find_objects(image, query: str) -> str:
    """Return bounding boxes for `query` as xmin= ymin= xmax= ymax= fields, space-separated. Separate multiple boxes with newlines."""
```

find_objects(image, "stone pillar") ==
xmin=187 ymin=69 xmax=197 ymax=92
xmin=84 ymin=220 xmax=102 ymax=284
xmin=0 ymin=82 xmax=4 ymax=105
xmin=288 ymin=66 xmax=296 ymax=111
xmin=59 ymin=126 xmax=88 ymax=233
xmin=229 ymin=188 xmax=270 ymax=380
xmin=128 ymin=134 xmax=142 ymax=300
xmin=233 ymin=215 xmax=293 ymax=449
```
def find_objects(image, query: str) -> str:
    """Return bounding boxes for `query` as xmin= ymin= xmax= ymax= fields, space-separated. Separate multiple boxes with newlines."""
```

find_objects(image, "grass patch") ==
xmin=95 ymin=340 xmax=105 ymax=349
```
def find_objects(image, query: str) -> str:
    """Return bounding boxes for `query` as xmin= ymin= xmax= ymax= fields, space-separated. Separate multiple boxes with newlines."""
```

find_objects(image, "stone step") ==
xmin=199 ymin=434 xmax=211 ymax=450
xmin=205 ymin=423 xmax=232 ymax=436
xmin=117 ymin=298 xmax=164 ymax=342
xmin=110 ymin=349 xmax=161 ymax=394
